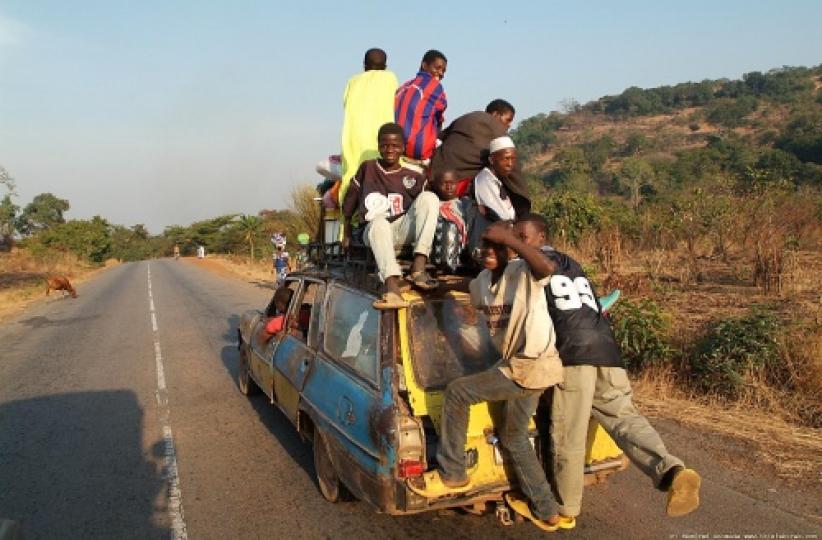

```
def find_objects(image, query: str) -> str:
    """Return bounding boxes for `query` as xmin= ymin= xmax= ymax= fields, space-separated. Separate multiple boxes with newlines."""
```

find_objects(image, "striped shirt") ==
xmin=395 ymin=71 xmax=447 ymax=160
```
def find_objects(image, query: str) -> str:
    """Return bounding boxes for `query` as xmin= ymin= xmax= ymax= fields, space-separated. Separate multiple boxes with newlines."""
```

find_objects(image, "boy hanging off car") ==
xmin=513 ymin=213 xmax=702 ymax=522
xmin=342 ymin=122 xmax=441 ymax=309
xmin=409 ymin=222 xmax=575 ymax=533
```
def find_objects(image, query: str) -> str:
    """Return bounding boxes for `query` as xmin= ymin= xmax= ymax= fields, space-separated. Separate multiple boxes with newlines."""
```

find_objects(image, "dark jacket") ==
xmin=430 ymin=111 xmax=531 ymax=216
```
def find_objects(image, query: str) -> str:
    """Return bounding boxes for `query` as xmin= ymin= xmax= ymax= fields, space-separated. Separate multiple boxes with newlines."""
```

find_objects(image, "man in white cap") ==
xmin=474 ymin=136 xmax=518 ymax=222
xmin=431 ymin=99 xmax=531 ymax=217
xmin=461 ymin=136 xmax=518 ymax=253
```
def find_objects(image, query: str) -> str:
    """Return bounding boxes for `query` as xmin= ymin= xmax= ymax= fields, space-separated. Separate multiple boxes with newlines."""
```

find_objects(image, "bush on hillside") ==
xmin=610 ymin=298 xmax=673 ymax=372
xmin=719 ymin=67 xmax=814 ymax=103
xmin=776 ymin=108 xmax=822 ymax=164
xmin=511 ymin=112 xmax=565 ymax=159
xmin=533 ymin=191 xmax=601 ymax=245
xmin=689 ymin=309 xmax=781 ymax=399
xmin=705 ymin=96 xmax=758 ymax=128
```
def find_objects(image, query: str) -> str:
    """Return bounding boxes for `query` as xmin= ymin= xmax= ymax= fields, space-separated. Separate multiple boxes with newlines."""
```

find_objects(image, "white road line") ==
xmin=148 ymin=264 xmax=188 ymax=540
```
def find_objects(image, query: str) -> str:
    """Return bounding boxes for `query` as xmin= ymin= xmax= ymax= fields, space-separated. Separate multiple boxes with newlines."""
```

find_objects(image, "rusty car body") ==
xmin=237 ymin=267 xmax=626 ymax=516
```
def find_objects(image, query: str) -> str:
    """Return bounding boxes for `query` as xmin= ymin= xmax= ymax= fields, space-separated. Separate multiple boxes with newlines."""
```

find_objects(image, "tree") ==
xmin=510 ymin=112 xmax=565 ymax=159
xmin=16 ymin=193 xmax=70 ymax=235
xmin=236 ymin=214 xmax=263 ymax=259
xmin=0 ymin=166 xmax=16 ymax=194
xmin=622 ymin=132 xmax=650 ymax=156
xmin=288 ymin=184 xmax=321 ymax=242
xmin=131 ymin=224 xmax=150 ymax=241
xmin=31 ymin=216 xmax=112 ymax=263
xmin=705 ymin=96 xmax=758 ymax=129
xmin=109 ymin=224 xmax=155 ymax=262
xmin=0 ymin=194 xmax=19 ymax=250
xmin=776 ymin=108 xmax=822 ymax=164
xmin=619 ymin=157 xmax=656 ymax=210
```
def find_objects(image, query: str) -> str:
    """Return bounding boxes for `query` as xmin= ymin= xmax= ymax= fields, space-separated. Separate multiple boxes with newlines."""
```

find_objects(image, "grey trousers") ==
xmin=364 ymin=191 xmax=440 ymax=281
xmin=551 ymin=365 xmax=684 ymax=517
xmin=438 ymin=368 xmax=558 ymax=519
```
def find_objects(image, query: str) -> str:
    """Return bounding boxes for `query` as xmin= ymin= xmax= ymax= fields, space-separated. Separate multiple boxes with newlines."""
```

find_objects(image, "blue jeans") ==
xmin=437 ymin=368 xmax=558 ymax=519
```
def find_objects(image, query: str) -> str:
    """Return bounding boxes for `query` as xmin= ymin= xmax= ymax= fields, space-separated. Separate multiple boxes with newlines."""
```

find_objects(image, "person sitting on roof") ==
xmin=474 ymin=136 xmax=518 ymax=222
xmin=342 ymin=123 xmax=440 ymax=310
xmin=395 ymin=49 xmax=448 ymax=165
xmin=430 ymin=99 xmax=531 ymax=217
xmin=429 ymin=169 xmax=468 ymax=274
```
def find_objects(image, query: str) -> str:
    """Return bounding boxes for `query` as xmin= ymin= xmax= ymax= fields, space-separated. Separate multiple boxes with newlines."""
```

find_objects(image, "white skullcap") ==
xmin=489 ymin=136 xmax=515 ymax=154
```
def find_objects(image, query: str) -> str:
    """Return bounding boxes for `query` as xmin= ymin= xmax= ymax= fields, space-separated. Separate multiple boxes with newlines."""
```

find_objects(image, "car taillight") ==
xmin=396 ymin=415 xmax=426 ymax=479
xmin=398 ymin=459 xmax=425 ymax=478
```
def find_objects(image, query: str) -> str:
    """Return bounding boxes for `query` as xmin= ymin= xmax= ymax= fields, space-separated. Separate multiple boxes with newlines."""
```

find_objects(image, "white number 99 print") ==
xmin=549 ymin=276 xmax=599 ymax=312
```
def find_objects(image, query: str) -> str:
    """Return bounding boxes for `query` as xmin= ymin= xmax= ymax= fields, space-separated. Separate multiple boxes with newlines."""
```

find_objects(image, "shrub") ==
xmin=705 ymin=96 xmax=758 ymax=128
xmin=689 ymin=310 xmax=781 ymax=399
xmin=533 ymin=191 xmax=601 ymax=246
xmin=610 ymin=298 xmax=672 ymax=372
xmin=776 ymin=107 xmax=822 ymax=164
xmin=511 ymin=112 xmax=565 ymax=160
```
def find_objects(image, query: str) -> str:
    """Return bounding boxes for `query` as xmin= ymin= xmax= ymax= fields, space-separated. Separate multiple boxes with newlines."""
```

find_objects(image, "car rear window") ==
xmin=408 ymin=297 xmax=498 ymax=390
xmin=323 ymin=287 xmax=380 ymax=383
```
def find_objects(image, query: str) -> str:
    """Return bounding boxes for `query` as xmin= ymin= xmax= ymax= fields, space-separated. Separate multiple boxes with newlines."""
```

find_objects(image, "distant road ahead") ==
xmin=1 ymin=260 xmax=819 ymax=539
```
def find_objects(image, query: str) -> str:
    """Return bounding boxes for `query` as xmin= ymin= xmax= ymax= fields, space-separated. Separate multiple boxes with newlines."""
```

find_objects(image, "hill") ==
xmin=514 ymin=65 xmax=822 ymax=193
xmin=510 ymin=65 xmax=822 ymax=441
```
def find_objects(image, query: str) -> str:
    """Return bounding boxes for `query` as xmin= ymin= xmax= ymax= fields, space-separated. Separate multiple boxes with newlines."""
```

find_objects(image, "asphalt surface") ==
xmin=1 ymin=259 xmax=820 ymax=540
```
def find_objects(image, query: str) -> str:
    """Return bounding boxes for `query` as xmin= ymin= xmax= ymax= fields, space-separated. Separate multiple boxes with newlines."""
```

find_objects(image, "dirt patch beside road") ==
xmin=0 ymin=252 xmax=117 ymax=321
xmin=185 ymin=256 xmax=276 ymax=290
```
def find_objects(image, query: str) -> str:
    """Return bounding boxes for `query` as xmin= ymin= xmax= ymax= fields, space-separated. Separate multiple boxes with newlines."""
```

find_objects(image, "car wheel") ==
xmin=314 ymin=430 xmax=343 ymax=503
xmin=238 ymin=342 xmax=259 ymax=396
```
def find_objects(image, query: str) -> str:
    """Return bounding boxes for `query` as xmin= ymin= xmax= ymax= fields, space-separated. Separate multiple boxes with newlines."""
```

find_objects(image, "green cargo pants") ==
xmin=551 ymin=365 xmax=685 ymax=517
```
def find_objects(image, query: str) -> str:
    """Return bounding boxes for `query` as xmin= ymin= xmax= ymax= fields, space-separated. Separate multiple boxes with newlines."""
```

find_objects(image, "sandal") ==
xmin=504 ymin=492 xmax=576 ymax=532
xmin=406 ymin=270 xmax=439 ymax=291
xmin=372 ymin=291 xmax=409 ymax=310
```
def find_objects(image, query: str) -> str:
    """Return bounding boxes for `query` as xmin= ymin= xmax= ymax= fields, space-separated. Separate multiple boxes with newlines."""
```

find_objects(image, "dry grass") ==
xmin=186 ymin=255 xmax=276 ymax=288
xmin=633 ymin=370 xmax=822 ymax=485
xmin=0 ymin=249 xmax=115 ymax=320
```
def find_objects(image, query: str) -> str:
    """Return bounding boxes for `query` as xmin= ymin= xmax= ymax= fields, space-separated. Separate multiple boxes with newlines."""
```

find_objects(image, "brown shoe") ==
xmin=666 ymin=468 xmax=701 ymax=517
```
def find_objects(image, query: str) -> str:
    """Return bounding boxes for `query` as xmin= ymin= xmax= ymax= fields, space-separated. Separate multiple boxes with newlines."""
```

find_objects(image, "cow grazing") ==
xmin=45 ymin=276 xmax=77 ymax=298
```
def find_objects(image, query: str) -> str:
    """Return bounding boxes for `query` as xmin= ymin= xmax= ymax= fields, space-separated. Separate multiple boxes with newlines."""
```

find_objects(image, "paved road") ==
xmin=1 ymin=260 xmax=820 ymax=540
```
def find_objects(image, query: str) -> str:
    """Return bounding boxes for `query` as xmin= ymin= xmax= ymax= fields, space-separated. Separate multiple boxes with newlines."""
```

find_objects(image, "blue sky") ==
xmin=1 ymin=1 xmax=821 ymax=232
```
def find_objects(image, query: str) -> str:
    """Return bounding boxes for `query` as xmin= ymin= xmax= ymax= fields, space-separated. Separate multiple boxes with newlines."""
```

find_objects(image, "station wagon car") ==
xmin=237 ymin=267 xmax=626 ymax=517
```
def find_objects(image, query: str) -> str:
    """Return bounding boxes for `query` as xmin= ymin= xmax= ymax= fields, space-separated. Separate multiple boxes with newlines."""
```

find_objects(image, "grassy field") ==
xmin=0 ymin=249 xmax=115 ymax=320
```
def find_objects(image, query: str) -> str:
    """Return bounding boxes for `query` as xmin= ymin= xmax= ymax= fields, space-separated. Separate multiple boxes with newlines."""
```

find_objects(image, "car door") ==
xmin=271 ymin=278 xmax=327 ymax=422
xmin=249 ymin=279 xmax=301 ymax=398
xmin=300 ymin=284 xmax=386 ymax=502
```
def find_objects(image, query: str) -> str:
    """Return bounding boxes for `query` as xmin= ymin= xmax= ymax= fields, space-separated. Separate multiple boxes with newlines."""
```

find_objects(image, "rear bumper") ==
xmin=387 ymin=479 xmax=511 ymax=515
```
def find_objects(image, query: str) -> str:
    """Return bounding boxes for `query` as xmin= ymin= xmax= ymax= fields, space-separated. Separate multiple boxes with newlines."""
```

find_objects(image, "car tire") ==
xmin=238 ymin=342 xmax=260 ymax=396
xmin=313 ymin=430 xmax=344 ymax=503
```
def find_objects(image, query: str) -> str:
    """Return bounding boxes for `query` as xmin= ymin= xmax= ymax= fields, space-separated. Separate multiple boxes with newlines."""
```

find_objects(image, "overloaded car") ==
xmin=237 ymin=264 xmax=627 ymax=519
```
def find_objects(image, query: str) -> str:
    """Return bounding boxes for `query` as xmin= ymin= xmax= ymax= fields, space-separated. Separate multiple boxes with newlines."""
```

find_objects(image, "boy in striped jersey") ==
xmin=395 ymin=50 xmax=448 ymax=163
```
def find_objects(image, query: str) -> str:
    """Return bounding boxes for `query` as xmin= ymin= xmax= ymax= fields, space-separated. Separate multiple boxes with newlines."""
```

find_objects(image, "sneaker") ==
xmin=407 ymin=470 xmax=471 ymax=498
xmin=666 ymin=468 xmax=701 ymax=517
